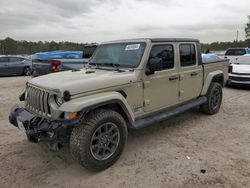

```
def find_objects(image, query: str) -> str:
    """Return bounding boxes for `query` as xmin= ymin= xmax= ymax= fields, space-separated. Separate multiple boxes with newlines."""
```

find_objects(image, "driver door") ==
xmin=0 ymin=57 xmax=9 ymax=75
xmin=143 ymin=43 xmax=180 ymax=112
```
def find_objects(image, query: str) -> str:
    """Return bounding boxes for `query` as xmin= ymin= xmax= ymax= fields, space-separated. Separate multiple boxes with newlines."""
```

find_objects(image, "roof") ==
xmin=150 ymin=38 xmax=199 ymax=42
xmin=0 ymin=55 xmax=26 ymax=58
xmin=103 ymin=38 xmax=200 ymax=44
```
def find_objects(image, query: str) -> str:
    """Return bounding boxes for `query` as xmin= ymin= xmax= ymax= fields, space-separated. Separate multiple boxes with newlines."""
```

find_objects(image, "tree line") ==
xmin=0 ymin=37 xmax=90 ymax=55
xmin=1 ymin=37 xmax=250 ymax=55
xmin=202 ymin=39 xmax=250 ymax=52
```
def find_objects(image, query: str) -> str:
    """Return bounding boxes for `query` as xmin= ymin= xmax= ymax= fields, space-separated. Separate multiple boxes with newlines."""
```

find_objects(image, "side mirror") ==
xmin=147 ymin=58 xmax=163 ymax=74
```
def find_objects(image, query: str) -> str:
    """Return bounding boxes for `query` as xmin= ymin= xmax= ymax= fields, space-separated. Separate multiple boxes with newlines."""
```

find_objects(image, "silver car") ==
xmin=0 ymin=56 xmax=32 ymax=76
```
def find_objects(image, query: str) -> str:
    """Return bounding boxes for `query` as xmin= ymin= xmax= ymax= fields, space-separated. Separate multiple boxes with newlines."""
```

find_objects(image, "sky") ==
xmin=0 ymin=0 xmax=249 ymax=43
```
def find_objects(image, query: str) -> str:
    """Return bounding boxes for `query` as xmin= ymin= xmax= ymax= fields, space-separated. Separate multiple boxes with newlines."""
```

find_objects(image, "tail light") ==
xmin=51 ymin=60 xmax=61 ymax=73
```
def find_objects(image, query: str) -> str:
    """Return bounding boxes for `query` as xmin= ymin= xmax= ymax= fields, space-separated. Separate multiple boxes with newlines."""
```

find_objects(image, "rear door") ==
xmin=8 ymin=57 xmax=24 ymax=74
xmin=178 ymin=43 xmax=203 ymax=102
xmin=143 ymin=43 xmax=180 ymax=112
xmin=0 ymin=57 xmax=10 ymax=75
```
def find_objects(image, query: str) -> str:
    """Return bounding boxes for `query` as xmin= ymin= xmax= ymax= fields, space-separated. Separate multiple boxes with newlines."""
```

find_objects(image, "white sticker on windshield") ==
xmin=125 ymin=44 xmax=140 ymax=51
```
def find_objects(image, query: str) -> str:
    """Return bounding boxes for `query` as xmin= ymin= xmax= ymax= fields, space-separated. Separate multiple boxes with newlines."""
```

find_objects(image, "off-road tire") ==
xmin=70 ymin=108 xmax=127 ymax=171
xmin=200 ymin=82 xmax=223 ymax=115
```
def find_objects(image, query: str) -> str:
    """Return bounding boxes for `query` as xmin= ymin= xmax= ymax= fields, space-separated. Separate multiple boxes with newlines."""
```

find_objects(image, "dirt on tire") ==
xmin=70 ymin=108 xmax=127 ymax=171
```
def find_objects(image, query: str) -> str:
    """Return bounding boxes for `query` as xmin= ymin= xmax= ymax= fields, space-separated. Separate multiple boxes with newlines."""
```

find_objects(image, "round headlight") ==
xmin=55 ymin=95 xmax=64 ymax=106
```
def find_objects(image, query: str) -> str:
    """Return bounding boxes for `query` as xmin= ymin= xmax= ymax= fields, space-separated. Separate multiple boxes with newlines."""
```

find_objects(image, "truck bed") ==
xmin=203 ymin=59 xmax=229 ymax=85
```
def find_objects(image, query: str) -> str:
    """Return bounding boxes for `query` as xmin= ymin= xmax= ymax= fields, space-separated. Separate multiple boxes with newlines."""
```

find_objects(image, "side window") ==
xmin=9 ymin=57 xmax=19 ymax=62
xmin=0 ymin=57 xmax=9 ymax=63
xmin=179 ymin=44 xmax=196 ymax=67
xmin=149 ymin=45 xmax=174 ymax=70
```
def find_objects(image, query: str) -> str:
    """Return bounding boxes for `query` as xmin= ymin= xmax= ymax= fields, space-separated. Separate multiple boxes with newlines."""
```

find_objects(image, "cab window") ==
xmin=180 ymin=44 xmax=196 ymax=67
xmin=149 ymin=45 xmax=174 ymax=70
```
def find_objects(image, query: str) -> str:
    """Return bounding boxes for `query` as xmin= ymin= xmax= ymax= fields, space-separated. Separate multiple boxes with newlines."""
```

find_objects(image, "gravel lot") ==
xmin=0 ymin=76 xmax=250 ymax=188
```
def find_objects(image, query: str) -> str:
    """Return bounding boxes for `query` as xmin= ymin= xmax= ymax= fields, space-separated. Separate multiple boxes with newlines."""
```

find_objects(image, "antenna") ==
xmin=236 ymin=30 xmax=239 ymax=43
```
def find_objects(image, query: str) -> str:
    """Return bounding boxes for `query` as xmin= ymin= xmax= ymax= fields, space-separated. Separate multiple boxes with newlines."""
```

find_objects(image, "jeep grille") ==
xmin=26 ymin=84 xmax=51 ymax=117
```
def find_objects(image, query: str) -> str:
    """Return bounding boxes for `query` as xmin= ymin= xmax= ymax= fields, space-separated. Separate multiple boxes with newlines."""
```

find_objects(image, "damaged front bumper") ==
xmin=9 ymin=105 xmax=84 ymax=143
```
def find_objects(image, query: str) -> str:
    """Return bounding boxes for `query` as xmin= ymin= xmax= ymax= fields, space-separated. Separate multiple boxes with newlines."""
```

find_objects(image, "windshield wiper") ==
xmin=88 ymin=60 xmax=100 ymax=69
xmin=89 ymin=62 xmax=125 ymax=72
xmin=100 ymin=63 xmax=125 ymax=72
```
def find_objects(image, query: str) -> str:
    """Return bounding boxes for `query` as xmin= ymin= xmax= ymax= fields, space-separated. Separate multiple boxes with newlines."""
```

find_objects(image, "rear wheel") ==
xmin=70 ymin=108 xmax=127 ymax=171
xmin=23 ymin=66 xmax=31 ymax=76
xmin=200 ymin=82 xmax=223 ymax=115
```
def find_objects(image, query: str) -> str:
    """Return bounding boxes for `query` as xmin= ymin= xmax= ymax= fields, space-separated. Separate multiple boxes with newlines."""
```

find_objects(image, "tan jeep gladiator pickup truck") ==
xmin=9 ymin=38 xmax=229 ymax=171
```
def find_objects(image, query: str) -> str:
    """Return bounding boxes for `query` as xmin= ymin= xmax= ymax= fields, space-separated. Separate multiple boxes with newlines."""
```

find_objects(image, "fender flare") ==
xmin=201 ymin=70 xmax=224 ymax=95
xmin=59 ymin=92 xmax=135 ymax=124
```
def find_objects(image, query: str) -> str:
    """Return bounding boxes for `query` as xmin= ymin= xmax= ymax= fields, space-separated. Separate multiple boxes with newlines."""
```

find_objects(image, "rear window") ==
xmin=225 ymin=49 xmax=246 ymax=56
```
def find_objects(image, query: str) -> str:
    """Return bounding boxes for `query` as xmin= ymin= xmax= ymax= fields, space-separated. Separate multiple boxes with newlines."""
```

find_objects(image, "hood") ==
xmin=236 ymin=55 xmax=250 ymax=65
xmin=232 ymin=64 xmax=250 ymax=74
xmin=228 ymin=56 xmax=250 ymax=64
xmin=28 ymin=68 xmax=138 ymax=95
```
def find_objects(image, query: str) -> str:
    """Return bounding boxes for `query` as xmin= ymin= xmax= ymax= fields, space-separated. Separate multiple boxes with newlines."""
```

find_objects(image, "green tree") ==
xmin=2 ymin=37 xmax=17 ymax=54
xmin=0 ymin=37 xmax=94 ymax=55
xmin=245 ymin=15 xmax=250 ymax=39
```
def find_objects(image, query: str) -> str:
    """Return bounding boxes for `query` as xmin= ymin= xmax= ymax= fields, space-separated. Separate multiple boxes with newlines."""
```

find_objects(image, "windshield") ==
xmin=91 ymin=42 xmax=146 ymax=68
xmin=225 ymin=49 xmax=246 ymax=56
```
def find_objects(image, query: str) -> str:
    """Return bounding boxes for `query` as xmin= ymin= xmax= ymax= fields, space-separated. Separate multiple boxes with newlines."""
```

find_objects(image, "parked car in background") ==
xmin=228 ymin=55 xmax=250 ymax=85
xmin=0 ymin=56 xmax=32 ymax=76
xmin=224 ymin=48 xmax=250 ymax=64
xmin=32 ymin=44 xmax=98 ymax=77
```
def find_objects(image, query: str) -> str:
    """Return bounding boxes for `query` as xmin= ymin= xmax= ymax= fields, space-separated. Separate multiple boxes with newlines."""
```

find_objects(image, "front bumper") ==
xmin=228 ymin=73 xmax=250 ymax=85
xmin=9 ymin=105 xmax=83 ymax=143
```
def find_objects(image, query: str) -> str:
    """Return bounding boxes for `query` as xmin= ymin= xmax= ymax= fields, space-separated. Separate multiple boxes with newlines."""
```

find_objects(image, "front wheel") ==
xmin=200 ymin=82 xmax=223 ymax=115
xmin=70 ymin=108 xmax=127 ymax=171
xmin=23 ymin=66 xmax=31 ymax=76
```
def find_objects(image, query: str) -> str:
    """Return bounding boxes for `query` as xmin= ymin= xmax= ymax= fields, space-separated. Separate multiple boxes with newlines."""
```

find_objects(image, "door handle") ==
xmin=191 ymin=72 xmax=198 ymax=76
xmin=169 ymin=75 xmax=179 ymax=81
